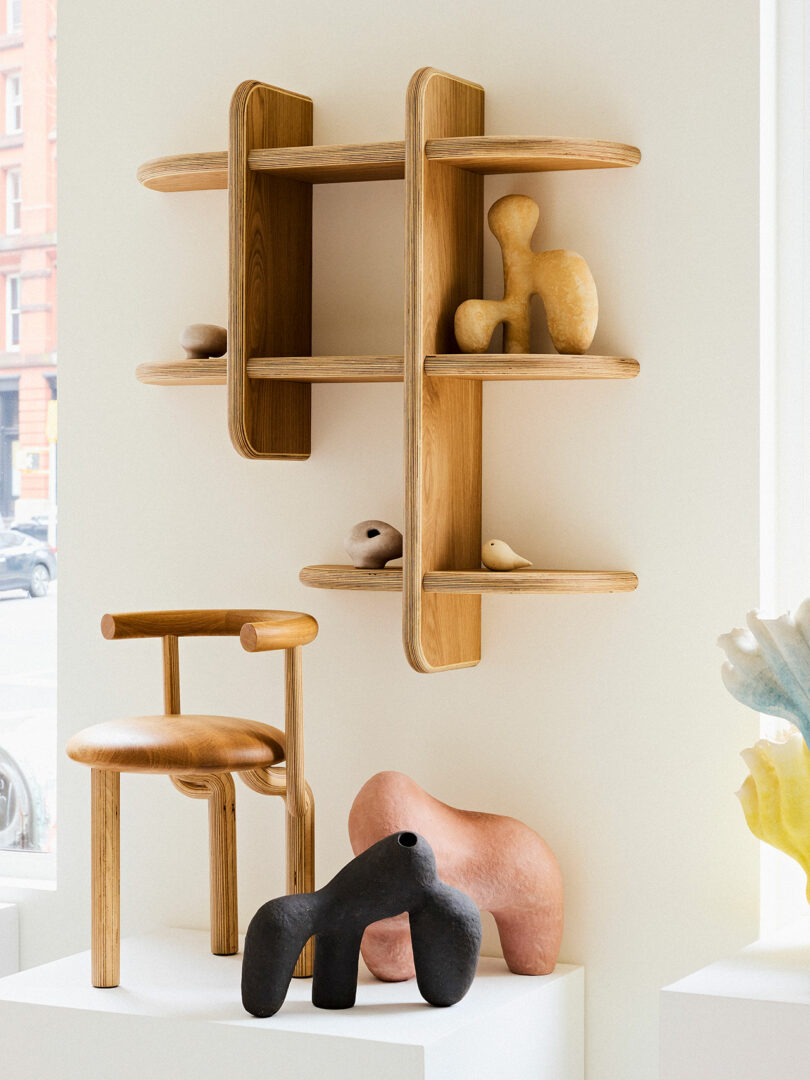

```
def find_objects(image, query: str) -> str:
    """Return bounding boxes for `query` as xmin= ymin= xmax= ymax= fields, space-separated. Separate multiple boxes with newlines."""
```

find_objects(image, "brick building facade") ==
xmin=0 ymin=0 xmax=56 ymax=530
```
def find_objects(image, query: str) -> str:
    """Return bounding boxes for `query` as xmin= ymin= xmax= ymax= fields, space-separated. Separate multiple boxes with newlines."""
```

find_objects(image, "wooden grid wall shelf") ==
xmin=138 ymin=69 xmax=640 ymax=672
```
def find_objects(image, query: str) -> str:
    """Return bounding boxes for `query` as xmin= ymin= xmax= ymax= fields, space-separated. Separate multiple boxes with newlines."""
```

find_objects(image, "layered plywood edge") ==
xmin=137 ymin=68 xmax=640 ymax=671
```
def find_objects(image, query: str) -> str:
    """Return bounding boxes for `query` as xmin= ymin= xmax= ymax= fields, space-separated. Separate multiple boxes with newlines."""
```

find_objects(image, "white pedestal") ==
xmin=661 ymin=917 xmax=810 ymax=1080
xmin=0 ymin=903 xmax=18 ymax=977
xmin=0 ymin=928 xmax=584 ymax=1080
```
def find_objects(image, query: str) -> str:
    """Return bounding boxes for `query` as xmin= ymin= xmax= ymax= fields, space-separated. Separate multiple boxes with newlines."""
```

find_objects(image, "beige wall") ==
xmin=10 ymin=1 xmax=763 ymax=1077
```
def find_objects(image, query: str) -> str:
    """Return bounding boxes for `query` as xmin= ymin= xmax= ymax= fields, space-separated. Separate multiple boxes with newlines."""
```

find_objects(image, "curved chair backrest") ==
xmin=101 ymin=609 xmax=318 ymax=647
xmin=100 ymin=609 xmax=319 ymax=716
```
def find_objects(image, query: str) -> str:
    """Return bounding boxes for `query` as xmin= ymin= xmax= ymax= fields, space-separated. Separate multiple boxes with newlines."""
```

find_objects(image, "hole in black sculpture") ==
xmin=242 ymin=832 xmax=482 ymax=1017
xmin=366 ymin=528 xmax=381 ymax=538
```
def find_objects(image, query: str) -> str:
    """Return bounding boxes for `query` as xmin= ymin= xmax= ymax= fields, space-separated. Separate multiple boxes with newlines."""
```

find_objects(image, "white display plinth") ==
xmin=0 ymin=928 xmax=583 ymax=1080
xmin=661 ymin=917 xmax=810 ymax=1080
xmin=0 ymin=903 xmax=18 ymax=977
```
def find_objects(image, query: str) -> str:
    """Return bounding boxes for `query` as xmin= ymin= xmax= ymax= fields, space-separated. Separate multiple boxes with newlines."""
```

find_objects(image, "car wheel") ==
xmin=28 ymin=563 xmax=50 ymax=598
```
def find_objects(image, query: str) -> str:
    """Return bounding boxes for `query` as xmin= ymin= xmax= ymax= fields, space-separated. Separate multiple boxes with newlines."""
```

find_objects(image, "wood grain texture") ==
xmin=136 ymin=355 xmax=405 ymax=386
xmin=101 ymin=609 xmax=310 ymax=640
xmin=136 ymin=354 xmax=638 ymax=385
xmin=67 ymin=715 xmax=286 ymax=774
xmin=404 ymin=68 xmax=484 ymax=673
xmin=425 ymin=354 xmax=640 ymax=379
xmin=91 ymin=768 xmax=120 ymax=988
xmin=249 ymin=141 xmax=404 ymax=182
xmin=426 ymin=135 xmax=641 ymax=172
xmin=298 ymin=565 xmax=638 ymax=594
xmin=424 ymin=569 xmax=639 ymax=593
xmin=137 ymin=151 xmax=228 ymax=191
xmin=136 ymin=358 xmax=227 ymax=385
xmin=162 ymin=635 xmax=180 ymax=715
xmin=299 ymin=564 xmax=404 ymax=591
xmin=229 ymin=80 xmax=312 ymax=459
xmin=172 ymin=773 xmax=239 ymax=956
xmin=240 ymin=614 xmax=318 ymax=652
xmin=136 ymin=136 xmax=639 ymax=192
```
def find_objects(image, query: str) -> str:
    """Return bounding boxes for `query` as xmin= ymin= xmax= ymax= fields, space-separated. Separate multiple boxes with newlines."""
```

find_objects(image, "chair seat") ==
xmin=66 ymin=715 xmax=286 ymax=774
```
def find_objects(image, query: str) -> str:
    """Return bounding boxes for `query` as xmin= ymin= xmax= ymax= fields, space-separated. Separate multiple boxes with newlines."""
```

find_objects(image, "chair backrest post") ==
xmin=284 ymin=646 xmax=306 ymax=816
xmin=163 ymin=635 xmax=180 ymax=715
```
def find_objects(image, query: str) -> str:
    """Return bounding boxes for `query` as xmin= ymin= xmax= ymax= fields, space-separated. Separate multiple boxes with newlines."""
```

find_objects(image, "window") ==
xmin=5 ymin=73 xmax=21 ymax=134
xmin=5 ymin=168 xmax=19 ymax=233
xmin=5 ymin=275 xmax=19 ymax=350
xmin=0 ymin=3 xmax=56 ymax=885
xmin=6 ymin=0 xmax=20 ymax=34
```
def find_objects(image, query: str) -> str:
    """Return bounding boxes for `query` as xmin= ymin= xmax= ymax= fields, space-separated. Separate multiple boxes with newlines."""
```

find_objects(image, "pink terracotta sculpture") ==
xmin=348 ymin=771 xmax=563 ymax=979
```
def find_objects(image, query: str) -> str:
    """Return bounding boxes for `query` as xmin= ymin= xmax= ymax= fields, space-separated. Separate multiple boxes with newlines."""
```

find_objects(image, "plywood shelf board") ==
xmin=137 ymin=136 xmax=640 ymax=192
xmin=300 ymin=565 xmax=637 ymax=595
xmin=136 ymin=356 xmax=404 ymax=386
xmin=425 ymin=354 xmax=640 ymax=379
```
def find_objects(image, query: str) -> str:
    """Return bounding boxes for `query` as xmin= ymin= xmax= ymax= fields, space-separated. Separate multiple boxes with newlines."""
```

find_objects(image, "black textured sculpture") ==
xmin=242 ymin=831 xmax=482 ymax=1017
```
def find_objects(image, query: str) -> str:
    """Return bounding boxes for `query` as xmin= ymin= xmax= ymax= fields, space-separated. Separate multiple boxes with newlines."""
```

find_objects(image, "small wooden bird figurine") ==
xmin=482 ymin=539 xmax=533 ymax=571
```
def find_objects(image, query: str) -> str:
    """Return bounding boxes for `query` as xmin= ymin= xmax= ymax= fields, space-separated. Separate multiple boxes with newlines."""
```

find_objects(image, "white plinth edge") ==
xmin=661 ymin=915 xmax=810 ymax=1080
xmin=0 ymin=928 xmax=584 ymax=1080
xmin=0 ymin=902 xmax=18 ymax=977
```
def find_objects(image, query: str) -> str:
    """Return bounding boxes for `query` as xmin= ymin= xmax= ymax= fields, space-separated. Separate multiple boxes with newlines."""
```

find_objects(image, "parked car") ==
xmin=0 ymin=529 xmax=57 ymax=597
xmin=10 ymin=513 xmax=54 ymax=544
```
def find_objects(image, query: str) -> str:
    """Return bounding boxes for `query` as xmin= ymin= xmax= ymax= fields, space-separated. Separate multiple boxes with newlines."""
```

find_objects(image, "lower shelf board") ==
xmin=299 ymin=565 xmax=638 ymax=594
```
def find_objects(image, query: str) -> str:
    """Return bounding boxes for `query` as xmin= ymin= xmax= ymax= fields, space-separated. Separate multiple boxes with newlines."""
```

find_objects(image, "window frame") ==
xmin=5 ymin=166 xmax=20 ymax=234
xmin=6 ymin=0 xmax=20 ymax=35
xmin=5 ymin=273 xmax=19 ymax=350
xmin=4 ymin=72 xmax=21 ymax=135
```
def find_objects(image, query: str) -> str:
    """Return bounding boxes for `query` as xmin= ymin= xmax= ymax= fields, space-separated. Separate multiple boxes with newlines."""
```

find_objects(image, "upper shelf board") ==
xmin=299 ymin=565 xmax=639 ymax=594
xmin=135 ymin=354 xmax=639 ymax=386
xmin=137 ymin=136 xmax=641 ymax=192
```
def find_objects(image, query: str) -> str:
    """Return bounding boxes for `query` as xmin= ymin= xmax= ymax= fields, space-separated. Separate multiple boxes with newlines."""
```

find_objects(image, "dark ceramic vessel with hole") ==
xmin=343 ymin=519 xmax=403 ymax=569
xmin=242 ymin=831 xmax=482 ymax=1017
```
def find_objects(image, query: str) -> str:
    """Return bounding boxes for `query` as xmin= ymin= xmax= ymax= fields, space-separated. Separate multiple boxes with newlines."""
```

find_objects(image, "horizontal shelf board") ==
xmin=135 ymin=358 xmax=226 ymax=385
xmin=248 ymin=142 xmax=405 ymax=183
xmin=426 ymin=136 xmax=641 ymax=172
xmin=299 ymin=565 xmax=638 ymax=594
xmin=136 ymin=356 xmax=404 ymax=386
xmin=137 ymin=354 xmax=639 ymax=386
xmin=424 ymin=570 xmax=639 ymax=594
xmin=137 ymin=152 xmax=228 ymax=192
xmin=138 ymin=136 xmax=640 ymax=191
xmin=425 ymin=354 xmax=639 ymax=380
xmin=300 ymin=565 xmax=403 ymax=591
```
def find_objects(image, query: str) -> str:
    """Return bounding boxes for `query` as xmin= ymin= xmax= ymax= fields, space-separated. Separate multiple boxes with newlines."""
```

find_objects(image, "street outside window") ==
xmin=0 ymin=0 xmax=56 ymax=876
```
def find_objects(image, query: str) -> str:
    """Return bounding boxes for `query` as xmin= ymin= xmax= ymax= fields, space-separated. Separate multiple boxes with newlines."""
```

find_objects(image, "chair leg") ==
xmin=240 ymin=767 xmax=315 ymax=978
xmin=172 ymin=773 xmax=238 ymax=956
xmin=91 ymin=768 xmax=120 ymax=988
xmin=288 ymin=783 xmax=315 ymax=977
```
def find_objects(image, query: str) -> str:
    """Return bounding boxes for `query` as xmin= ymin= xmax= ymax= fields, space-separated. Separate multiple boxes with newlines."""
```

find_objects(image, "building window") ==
xmin=6 ymin=0 xmax=20 ymax=34
xmin=5 ymin=274 xmax=19 ymax=349
xmin=5 ymin=168 xmax=20 ymax=233
xmin=5 ymin=72 xmax=21 ymax=134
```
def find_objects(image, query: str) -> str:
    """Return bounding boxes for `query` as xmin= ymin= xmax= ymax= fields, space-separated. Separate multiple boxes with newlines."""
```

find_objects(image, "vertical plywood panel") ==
xmin=229 ymin=81 xmax=312 ymax=459
xmin=404 ymin=69 xmax=484 ymax=672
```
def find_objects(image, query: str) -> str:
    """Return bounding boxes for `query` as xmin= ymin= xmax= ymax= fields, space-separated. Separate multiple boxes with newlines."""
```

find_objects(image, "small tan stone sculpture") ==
xmin=344 ymin=520 xmax=403 ymax=569
xmin=454 ymin=194 xmax=598 ymax=355
xmin=180 ymin=323 xmax=227 ymax=359
xmin=481 ymin=539 xmax=532 ymax=571
xmin=349 ymin=772 xmax=564 ymax=978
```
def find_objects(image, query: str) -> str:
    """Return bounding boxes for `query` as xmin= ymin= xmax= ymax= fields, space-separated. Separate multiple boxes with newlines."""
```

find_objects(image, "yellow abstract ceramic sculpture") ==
xmin=454 ymin=194 xmax=598 ymax=355
xmin=738 ymin=730 xmax=810 ymax=899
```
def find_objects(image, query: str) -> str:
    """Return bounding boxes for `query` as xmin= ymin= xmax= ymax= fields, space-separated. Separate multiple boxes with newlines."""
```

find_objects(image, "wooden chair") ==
xmin=66 ymin=609 xmax=317 ymax=988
